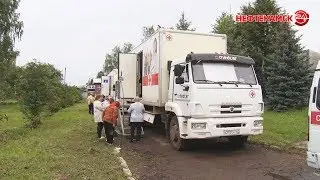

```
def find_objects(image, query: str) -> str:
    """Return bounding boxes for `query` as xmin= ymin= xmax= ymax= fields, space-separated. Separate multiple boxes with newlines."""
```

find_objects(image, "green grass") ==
xmin=249 ymin=108 xmax=308 ymax=150
xmin=0 ymin=104 xmax=126 ymax=180
xmin=0 ymin=100 xmax=18 ymax=106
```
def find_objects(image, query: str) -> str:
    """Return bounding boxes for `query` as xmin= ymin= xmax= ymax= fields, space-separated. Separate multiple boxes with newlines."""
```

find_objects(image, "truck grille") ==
xmin=220 ymin=105 xmax=242 ymax=114
xmin=216 ymin=123 xmax=245 ymax=128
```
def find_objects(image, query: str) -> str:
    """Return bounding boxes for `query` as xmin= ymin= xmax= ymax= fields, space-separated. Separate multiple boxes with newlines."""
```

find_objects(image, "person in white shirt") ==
xmin=127 ymin=97 xmax=145 ymax=142
xmin=93 ymin=95 xmax=106 ymax=139
xmin=86 ymin=94 xmax=95 ymax=114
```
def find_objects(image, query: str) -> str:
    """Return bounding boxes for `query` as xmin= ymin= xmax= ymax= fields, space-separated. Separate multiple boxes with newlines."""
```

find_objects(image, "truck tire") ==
xmin=169 ymin=116 xmax=186 ymax=151
xmin=228 ymin=135 xmax=248 ymax=147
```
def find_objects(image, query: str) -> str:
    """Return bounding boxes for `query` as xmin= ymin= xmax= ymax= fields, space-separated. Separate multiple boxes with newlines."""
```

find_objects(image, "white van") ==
xmin=307 ymin=61 xmax=320 ymax=169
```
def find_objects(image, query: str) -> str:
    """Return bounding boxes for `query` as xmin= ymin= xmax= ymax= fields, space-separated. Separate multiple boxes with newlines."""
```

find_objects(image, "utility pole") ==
xmin=229 ymin=4 xmax=232 ymax=14
xmin=64 ymin=67 xmax=66 ymax=85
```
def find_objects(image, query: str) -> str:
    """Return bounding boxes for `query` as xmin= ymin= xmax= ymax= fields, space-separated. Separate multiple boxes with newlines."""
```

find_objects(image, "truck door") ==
xmin=307 ymin=67 xmax=320 ymax=169
xmin=118 ymin=53 xmax=137 ymax=99
xmin=173 ymin=64 xmax=190 ymax=116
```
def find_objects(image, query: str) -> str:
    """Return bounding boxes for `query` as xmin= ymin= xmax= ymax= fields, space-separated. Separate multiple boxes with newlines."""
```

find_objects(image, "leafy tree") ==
xmin=18 ymin=60 xmax=82 ymax=127
xmin=103 ymin=43 xmax=133 ymax=74
xmin=0 ymin=0 xmax=23 ymax=100
xmin=265 ymin=23 xmax=311 ymax=111
xmin=142 ymin=25 xmax=156 ymax=42
xmin=175 ymin=12 xmax=196 ymax=31
xmin=78 ymin=85 xmax=86 ymax=92
xmin=18 ymin=61 xmax=62 ymax=128
xmin=211 ymin=12 xmax=236 ymax=53
xmin=104 ymin=46 xmax=121 ymax=74
xmin=122 ymin=42 xmax=133 ymax=53
xmin=96 ymin=71 xmax=104 ymax=78
xmin=212 ymin=12 xmax=234 ymax=34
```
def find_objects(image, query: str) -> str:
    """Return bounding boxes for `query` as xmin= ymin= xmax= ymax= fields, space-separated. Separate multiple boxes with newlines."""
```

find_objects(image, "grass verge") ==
xmin=0 ymin=104 xmax=126 ymax=180
xmin=249 ymin=108 xmax=308 ymax=151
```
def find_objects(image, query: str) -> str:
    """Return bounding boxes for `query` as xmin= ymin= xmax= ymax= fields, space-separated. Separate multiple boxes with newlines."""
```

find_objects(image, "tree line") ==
xmin=212 ymin=0 xmax=311 ymax=111
xmin=0 ymin=0 xmax=82 ymax=128
xmin=102 ymin=0 xmax=311 ymax=112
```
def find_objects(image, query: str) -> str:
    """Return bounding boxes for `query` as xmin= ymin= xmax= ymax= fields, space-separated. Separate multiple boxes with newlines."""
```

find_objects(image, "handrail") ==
xmin=118 ymin=79 xmax=125 ymax=135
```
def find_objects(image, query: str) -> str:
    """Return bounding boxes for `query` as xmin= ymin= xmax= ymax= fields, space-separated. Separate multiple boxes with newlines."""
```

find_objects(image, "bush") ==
xmin=17 ymin=61 xmax=83 ymax=128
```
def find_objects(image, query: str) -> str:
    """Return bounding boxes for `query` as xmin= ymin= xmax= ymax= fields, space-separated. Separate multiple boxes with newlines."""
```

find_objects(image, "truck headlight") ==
xmin=253 ymin=120 xmax=263 ymax=127
xmin=191 ymin=123 xmax=206 ymax=129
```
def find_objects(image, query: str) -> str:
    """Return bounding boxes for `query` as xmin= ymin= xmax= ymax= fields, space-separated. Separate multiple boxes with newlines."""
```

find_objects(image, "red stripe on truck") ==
xmin=311 ymin=111 xmax=320 ymax=125
xmin=151 ymin=73 xmax=159 ymax=85
xmin=142 ymin=76 xmax=148 ymax=86
xmin=142 ymin=73 xmax=159 ymax=86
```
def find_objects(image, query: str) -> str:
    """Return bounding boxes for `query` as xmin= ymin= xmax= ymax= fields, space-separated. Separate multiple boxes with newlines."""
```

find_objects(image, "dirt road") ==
xmin=116 ymin=127 xmax=319 ymax=180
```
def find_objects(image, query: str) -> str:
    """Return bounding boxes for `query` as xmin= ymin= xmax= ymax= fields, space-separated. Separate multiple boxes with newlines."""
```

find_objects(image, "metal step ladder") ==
xmin=115 ymin=105 xmax=145 ymax=136
xmin=115 ymin=77 xmax=144 ymax=136
xmin=115 ymin=110 xmax=131 ymax=136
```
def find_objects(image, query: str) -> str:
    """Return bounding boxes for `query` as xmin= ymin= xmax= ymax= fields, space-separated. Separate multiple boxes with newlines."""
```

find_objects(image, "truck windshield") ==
xmin=192 ymin=62 xmax=257 ymax=85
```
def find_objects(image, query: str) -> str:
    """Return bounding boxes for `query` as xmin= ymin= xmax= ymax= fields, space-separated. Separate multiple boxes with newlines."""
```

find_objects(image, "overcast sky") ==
xmin=15 ymin=0 xmax=320 ymax=86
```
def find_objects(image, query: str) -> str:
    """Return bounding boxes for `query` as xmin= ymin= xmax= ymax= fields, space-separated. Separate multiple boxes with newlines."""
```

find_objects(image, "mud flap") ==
xmin=144 ymin=113 xmax=155 ymax=124
xmin=161 ymin=114 xmax=170 ymax=139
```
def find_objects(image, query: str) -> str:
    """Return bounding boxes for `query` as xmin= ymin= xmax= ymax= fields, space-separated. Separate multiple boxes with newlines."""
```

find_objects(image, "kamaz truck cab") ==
xmin=165 ymin=53 xmax=264 ymax=150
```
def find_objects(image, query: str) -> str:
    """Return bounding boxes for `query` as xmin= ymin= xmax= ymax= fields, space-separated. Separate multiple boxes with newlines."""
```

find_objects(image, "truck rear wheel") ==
xmin=228 ymin=135 xmax=248 ymax=147
xmin=169 ymin=116 xmax=186 ymax=151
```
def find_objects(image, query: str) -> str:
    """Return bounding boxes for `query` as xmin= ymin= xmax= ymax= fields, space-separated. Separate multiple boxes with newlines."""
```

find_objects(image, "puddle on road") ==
xmin=265 ymin=172 xmax=291 ymax=180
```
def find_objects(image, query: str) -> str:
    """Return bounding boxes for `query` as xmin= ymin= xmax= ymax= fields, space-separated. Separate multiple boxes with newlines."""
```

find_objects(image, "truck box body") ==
xmin=101 ymin=69 xmax=118 ymax=97
xmin=93 ymin=78 xmax=101 ymax=95
xmin=119 ymin=29 xmax=227 ymax=107
xmin=101 ymin=76 xmax=109 ymax=96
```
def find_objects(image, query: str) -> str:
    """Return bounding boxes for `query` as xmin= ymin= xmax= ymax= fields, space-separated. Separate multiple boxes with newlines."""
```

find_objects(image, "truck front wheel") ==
xmin=169 ymin=116 xmax=186 ymax=151
xmin=228 ymin=135 xmax=248 ymax=147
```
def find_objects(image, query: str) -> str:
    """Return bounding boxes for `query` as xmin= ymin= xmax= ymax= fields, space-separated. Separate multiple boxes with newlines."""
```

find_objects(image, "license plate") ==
xmin=223 ymin=129 xmax=240 ymax=135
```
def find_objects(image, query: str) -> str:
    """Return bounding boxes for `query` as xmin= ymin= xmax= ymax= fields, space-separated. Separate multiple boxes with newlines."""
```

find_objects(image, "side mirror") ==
xmin=167 ymin=61 xmax=172 ymax=71
xmin=175 ymin=77 xmax=184 ymax=84
xmin=174 ymin=64 xmax=185 ymax=77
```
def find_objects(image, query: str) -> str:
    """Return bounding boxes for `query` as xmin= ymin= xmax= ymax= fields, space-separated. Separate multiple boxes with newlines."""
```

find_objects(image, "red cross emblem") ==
xmin=166 ymin=34 xmax=172 ymax=41
xmin=249 ymin=90 xmax=255 ymax=98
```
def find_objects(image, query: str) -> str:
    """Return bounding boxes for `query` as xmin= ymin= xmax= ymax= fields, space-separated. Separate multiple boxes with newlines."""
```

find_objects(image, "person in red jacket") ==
xmin=103 ymin=98 xmax=120 ymax=144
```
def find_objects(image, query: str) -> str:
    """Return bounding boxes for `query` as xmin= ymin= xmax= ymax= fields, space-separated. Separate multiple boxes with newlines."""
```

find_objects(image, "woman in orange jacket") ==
xmin=102 ymin=98 xmax=120 ymax=144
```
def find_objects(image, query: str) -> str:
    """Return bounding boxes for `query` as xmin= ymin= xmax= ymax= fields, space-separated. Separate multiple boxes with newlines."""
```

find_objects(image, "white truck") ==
xmin=118 ymin=29 xmax=264 ymax=150
xmin=307 ymin=61 xmax=320 ymax=169
xmin=101 ymin=69 xmax=118 ymax=98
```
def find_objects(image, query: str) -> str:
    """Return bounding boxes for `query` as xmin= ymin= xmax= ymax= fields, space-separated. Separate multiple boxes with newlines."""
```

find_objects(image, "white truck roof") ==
xmin=119 ymin=28 xmax=228 ymax=107
xmin=132 ymin=28 xmax=226 ymax=52
xmin=93 ymin=78 xmax=101 ymax=84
